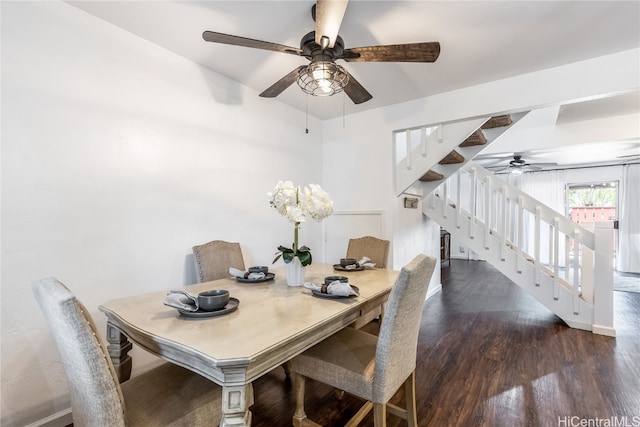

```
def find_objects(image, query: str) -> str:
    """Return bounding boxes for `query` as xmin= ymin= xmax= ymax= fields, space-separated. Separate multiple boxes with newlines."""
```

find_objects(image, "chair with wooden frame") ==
xmin=291 ymin=254 xmax=436 ymax=427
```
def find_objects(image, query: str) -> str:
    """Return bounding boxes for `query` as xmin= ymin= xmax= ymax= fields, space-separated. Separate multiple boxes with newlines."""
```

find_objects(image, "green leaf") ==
xmin=272 ymin=253 xmax=282 ymax=264
xmin=298 ymin=251 xmax=312 ymax=266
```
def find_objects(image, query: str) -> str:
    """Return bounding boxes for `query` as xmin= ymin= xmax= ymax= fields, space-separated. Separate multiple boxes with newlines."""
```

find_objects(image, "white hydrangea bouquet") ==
xmin=267 ymin=180 xmax=333 ymax=267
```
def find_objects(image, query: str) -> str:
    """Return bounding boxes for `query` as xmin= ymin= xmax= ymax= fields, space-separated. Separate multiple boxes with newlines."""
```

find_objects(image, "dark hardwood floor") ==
xmin=249 ymin=259 xmax=640 ymax=427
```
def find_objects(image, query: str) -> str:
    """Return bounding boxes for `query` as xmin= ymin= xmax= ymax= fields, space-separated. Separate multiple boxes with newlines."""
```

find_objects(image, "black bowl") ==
xmin=248 ymin=266 xmax=269 ymax=274
xmin=198 ymin=289 xmax=230 ymax=311
xmin=324 ymin=276 xmax=349 ymax=286
xmin=340 ymin=258 xmax=357 ymax=267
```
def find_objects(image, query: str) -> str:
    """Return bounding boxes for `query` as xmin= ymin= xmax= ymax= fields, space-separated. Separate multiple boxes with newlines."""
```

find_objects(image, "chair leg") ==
xmin=405 ymin=371 xmax=417 ymax=427
xmin=292 ymin=374 xmax=307 ymax=427
xmin=373 ymin=403 xmax=387 ymax=427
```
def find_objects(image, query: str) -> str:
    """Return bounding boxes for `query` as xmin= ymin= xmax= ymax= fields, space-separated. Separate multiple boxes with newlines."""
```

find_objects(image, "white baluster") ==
xmin=442 ymin=179 xmax=448 ymax=219
xmin=573 ymin=229 xmax=580 ymax=315
xmin=553 ymin=217 xmax=560 ymax=301
xmin=469 ymin=168 xmax=477 ymax=240
xmin=534 ymin=206 xmax=541 ymax=286
xmin=501 ymin=185 xmax=508 ymax=261
xmin=456 ymin=170 xmax=462 ymax=229
xmin=484 ymin=176 xmax=491 ymax=250
xmin=420 ymin=127 xmax=427 ymax=157
xmin=516 ymin=195 xmax=524 ymax=273
xmin=437 ymin=124 xmax=443 ymax=142
xmin=405 ymin=129 xmax=411 ymax=170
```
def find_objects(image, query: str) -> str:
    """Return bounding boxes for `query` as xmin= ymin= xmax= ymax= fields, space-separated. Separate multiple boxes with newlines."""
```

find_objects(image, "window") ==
xmin=566 ymin=181 xmax=618 ymax=258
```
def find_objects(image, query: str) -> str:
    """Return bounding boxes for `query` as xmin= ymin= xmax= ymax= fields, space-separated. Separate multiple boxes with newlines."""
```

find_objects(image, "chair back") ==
xmin=33 ymin=277 xmax=127 ymax=427
xmin=373 ymin=254 xmax=436 ymax=403
xmin=346 ymin=236 xmax=390 ymax=268
xmin=192 ymin=240 xmax=245 ymax=282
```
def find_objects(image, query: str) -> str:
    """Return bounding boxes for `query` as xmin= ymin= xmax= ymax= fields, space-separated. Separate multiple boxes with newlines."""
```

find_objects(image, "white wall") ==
xmin=1 ymin=3 xmax=323 ymax=426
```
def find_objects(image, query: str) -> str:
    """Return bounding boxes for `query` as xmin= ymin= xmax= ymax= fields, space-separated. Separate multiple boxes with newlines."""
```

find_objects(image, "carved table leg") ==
xmin=221 ymin=384 xmax=253 ymax=427
xmin=283 ymin=360 xmax=292 ymax=377
xmin=105 ymin=322 xmax=132 ymax=383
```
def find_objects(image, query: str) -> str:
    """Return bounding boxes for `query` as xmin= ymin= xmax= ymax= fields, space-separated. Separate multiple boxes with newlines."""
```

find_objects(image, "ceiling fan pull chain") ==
xmin=305 ymin=93 xmax=309 ymax=134
xmin=343 ymin=91 xmax=346 ymax=127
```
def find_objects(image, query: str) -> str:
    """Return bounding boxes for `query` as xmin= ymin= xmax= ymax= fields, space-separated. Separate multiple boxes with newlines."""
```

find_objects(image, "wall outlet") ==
xmin=459 ymin=246 xmax=465 ymax=253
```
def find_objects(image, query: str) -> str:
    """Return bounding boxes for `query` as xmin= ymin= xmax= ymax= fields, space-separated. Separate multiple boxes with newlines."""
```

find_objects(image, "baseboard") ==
xmin=592 ymin=324 xmax=617 ymax=337
xmin=426 ymin=283 xmax=442 ymax=300
xmin=24 ymin=408 xmax=72 ymax=427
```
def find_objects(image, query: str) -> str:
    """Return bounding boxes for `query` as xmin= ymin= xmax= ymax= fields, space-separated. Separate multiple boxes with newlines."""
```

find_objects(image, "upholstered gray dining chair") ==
xmin=291 ymin=254 xmax=436 ymax=427
xmin=347 ymin=236 xmax=390 ymax=268
xmin=33 ymin=277 xmax=222 ymax=427
xmin=192 ymin=240 xmax=245 ymax=282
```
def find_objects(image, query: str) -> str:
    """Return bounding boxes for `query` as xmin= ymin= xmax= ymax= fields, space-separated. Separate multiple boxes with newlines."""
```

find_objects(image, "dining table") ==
xmin=99 ymin=263 xmax=400 ymax=427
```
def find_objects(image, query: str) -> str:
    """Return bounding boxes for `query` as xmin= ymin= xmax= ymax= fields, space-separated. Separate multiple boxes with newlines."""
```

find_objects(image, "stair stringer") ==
xmin=425 ymin=193 xmax=595 ymax=331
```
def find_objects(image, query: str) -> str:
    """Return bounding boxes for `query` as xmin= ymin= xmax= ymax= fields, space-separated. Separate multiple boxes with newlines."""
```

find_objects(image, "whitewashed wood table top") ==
xmin=99 ymin=263 xmax=399 ymax=380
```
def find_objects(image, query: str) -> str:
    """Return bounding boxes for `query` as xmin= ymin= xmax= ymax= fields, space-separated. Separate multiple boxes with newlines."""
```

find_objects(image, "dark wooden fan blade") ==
xmin=342 ymin=42 xmax=440 ymax=62
xmin=343 ymin=71 xmax=372 ymax=104
xmin=315 ymin=0 xmax=349 ymax=48
xmin=202 ymin=31 xmax=303 ymax=56
xmin=259 ymin=66 xmax=306 ymax=98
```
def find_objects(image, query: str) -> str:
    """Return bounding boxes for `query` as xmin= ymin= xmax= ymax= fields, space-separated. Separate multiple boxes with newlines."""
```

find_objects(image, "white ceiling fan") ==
xmin=480 ymin=154 xmax=558 ymax=174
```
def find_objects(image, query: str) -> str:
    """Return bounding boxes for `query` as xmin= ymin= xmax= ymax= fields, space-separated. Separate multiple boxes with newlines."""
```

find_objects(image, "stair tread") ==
xmin=459 ymin=129 xmax=487 ymax=147
xmin=419 ymin=170 xmax=444 ymax=182
xmin=481 ymin=115 xmax=513 ymax=129
xmin=439 ymin=150 xmax=465 ymax=165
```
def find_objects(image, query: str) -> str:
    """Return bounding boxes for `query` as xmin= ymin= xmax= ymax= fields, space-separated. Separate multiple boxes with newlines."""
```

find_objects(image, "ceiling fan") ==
xmin=483 ymin=154 xmax=558 ymax=174
xmin=202 ymin=0 xmax=440 ymax=104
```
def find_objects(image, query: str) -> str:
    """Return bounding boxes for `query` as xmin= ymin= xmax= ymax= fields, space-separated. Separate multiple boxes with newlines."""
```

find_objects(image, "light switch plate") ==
xmin=404 ymin=197 xmax=418 ymax=209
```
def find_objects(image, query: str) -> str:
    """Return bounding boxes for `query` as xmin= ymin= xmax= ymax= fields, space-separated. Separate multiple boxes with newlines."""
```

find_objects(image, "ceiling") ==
xmin=67 ymin=0 xmax=640 ymax=168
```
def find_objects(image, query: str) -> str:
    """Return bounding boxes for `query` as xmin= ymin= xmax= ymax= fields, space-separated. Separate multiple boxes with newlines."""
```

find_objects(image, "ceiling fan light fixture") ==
xmin=297 ymin=59 xmax=349 ymax=97
xmin=510 ymin=167 xmax=523 ymax=175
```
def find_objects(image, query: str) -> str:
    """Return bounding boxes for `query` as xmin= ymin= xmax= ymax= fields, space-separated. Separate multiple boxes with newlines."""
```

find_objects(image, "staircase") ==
xmin=394 ymin=113 xmax=525 ymax=198
xmin=393 ymin=113 xmax=615 ymax=336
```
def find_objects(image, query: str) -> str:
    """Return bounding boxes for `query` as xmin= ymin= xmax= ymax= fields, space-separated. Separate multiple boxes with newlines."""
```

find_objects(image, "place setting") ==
xmin=164 ymin=289 xmax=239 ymax=318
xmin=304 ymin=276 xmax=360 ymax=299
xmin=333 ymin=256 xmax=376 ymax=272
xmin=229 ymin=266 xmax=275 ymax=283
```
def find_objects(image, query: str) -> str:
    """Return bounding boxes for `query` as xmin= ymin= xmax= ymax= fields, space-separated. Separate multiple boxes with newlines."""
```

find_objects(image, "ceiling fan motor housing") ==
xmin=510 ymin=155 xmax=526 ymax=166
xmin=300 ymin=31 xmax=344 ymax=59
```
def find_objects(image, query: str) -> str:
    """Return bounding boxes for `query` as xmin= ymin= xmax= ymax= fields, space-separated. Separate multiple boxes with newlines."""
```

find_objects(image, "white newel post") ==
xmin=591 ymin=222 xmax=615 ymax=336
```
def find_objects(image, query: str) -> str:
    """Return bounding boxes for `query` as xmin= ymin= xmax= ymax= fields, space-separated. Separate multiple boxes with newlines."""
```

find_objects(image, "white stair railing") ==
xmin=425 ymin=162 xmax=615 ymax=336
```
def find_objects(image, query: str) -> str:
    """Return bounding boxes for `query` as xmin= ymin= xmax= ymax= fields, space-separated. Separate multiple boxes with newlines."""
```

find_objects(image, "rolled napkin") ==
xmin=358 ymin=256 xmax=376 ymax=269
xmin=229 ymin=267 xmax=266 ymax=280
xmin=304 ymin=280 xmax=360 ymax=297
xmin=164 ymin=290 xmax=199 ymax=312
